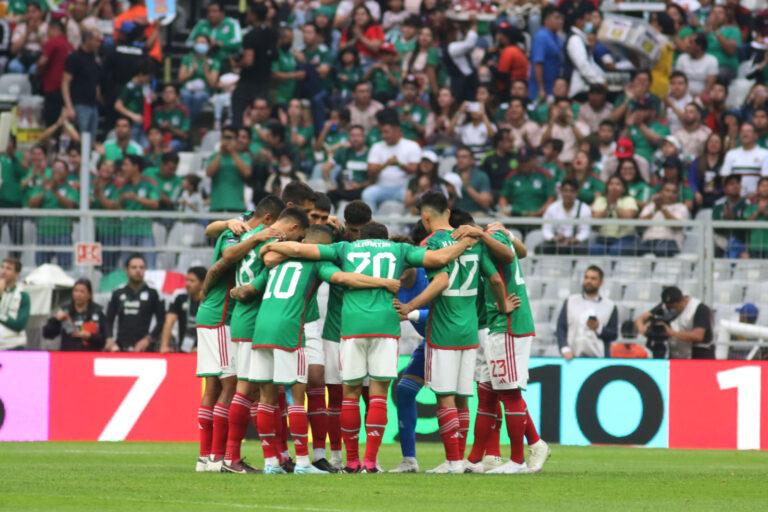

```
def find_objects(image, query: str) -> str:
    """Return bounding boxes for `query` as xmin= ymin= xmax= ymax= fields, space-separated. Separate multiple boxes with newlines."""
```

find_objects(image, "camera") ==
xmin=645 ymin=304 xmax=677 ymax=359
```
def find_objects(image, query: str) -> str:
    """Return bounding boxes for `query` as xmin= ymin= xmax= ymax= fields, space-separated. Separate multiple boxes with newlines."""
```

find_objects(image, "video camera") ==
xmin=645 ymin=304 xmax=678 ymax=359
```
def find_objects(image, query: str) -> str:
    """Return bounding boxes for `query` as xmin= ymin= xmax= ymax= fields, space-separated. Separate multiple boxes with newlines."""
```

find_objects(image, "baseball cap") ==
xmin=661 ymin=286 xmax=684 ymax=305
xmin=442 ymin=173 xmax=463 ymax=198
xmin=736 ymin=303 xmax=759 ymax=321
xmin=615 ymin=137 xmax=634 ymax=159
xmin=379 ymin=42 xmax=397 ymax=55
xmin=421 ymin=150 xmax=439 ymax=163
xmin=664 ymin=135 xmax=682 ymax=152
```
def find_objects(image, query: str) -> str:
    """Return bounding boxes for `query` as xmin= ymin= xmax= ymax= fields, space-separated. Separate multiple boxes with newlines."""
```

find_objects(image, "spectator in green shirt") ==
xmin=0 ymin=140 xmax=25 ymax=257
xmin=326 ymin=125 xmax=370 ymax=206
xmin=452 ymin=145 xmax=493 ymax=215
xmin=653 ymin=156 xmax=694 ymax=212
xmin=144 ymin=152 xmax=182 ymax=212
xmin=101 ymin=117 xmax=145 ymax=162
xmin=118 ymin=155 xmax=160 ymax=268
xmin=152 ymin=84 xmax=190 ymax=151
xmin=618 ymin=157 xmax=654 ymax=210
xmin=744 ymin=177 xmax=768 ymax=259
xmin=185 ymin=0 xmax=242 ymax=68
xmin=498 ymin=149 xmax=556 ymax=217
xmin=271 ymin=27 xmax=305 ymax=107
xmin=365 ymin=42 xmax=401 ymax=104
xmin=206 ymin=125 xmax=251 ymax=212
xmin=570 ymin=150 xmax=606 ymax=205
xmin=21 ymin=145 xmax=52 ymax=206
xmin=114 ymin=62 xmax=152 ymax=143
xmin=178 ymin=34 xmax=221 ymax=122
xmin=27 ymin=159 xmax=79 ymax=269
xmin=394 ymin=75 xmax=429 ymax=141
xmin=334 ymin=48 xmax=364 ymax=104
xmin=625 ymin=99 xmax=670 ymax=163
xmin=704 ymin=5 xmax=741 ymax=81
xmin=91 ymin=159 xmax=122 ymax=272
xmin=299 ymin=22 xmax=333 ymax=133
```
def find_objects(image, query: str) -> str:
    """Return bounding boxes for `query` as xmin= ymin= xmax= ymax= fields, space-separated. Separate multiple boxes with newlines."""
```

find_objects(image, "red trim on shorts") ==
xmin=340 ymin=334 xmax=400 ymax=339
xmin=197 ymin=323 xmax=225 ymax=329
xmin=231 ymin=338 xmax=252 ymax=343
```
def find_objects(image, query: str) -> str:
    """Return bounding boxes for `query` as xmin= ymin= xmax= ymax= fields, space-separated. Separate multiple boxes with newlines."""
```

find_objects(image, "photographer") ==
xmin=556 ymin=265 xmax=619 ymax=359
xmin=635 ymin=286 xmax=714 ymax=359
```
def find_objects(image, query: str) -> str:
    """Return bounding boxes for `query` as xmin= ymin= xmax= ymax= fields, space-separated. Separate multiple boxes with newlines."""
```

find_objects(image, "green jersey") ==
xmin=251 ymin=259 xmax=341 ymax=352
xmin=577 ymin=175 xmax=606 ymax=204
xmin=152 ymin=105 xmax=190 ymax=134
xmin=186 ymin=17 xmax=243 ymax=64
xmin=197 ymin=230 xmax=240 ymax=327
xmin=119 ymin=179 xmax=159 ymax=237
xmin=208 ymin=151 xmax=250 ymax=212
xmin=485 ymin=231 xmax=535 ymax=336
xmin=271 ymin=49 xmax=298 ymax=105
xmin=230 ymin=225 xmax=272 ymax=342
xmin=118 ymin=81 xmax=145 ymax=116
xmin=321 ymin=283 xmax=344 ymax=342
xmin=180 ymin=54 xmax=221 ymax=94
xmin=396 ymin=102 xmax=429 ymax=141
xmin=424 ymin=230 xmax=497 ymax=349
xmin=501 ymin=170 xmax=555 ymax=215
xmin=103 ymin=139 xmax=144 ymax=162
xmin=0 ymin=155 xmax=24 ymax=207
xmin=31 ymin=183 xmax=80 ymax=236
xmin=90 ymin=180 xmax=121 ymax=236
xmin=333 ymin=146 xmax=369 ymax=184
xmin=144 ymin=167 xmax=183 ymax=210
xmin=324 ymin=240 xmax=426 ymax=338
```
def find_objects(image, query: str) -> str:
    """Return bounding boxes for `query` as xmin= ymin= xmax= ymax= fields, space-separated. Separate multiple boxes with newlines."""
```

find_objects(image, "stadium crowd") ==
xmin=0 ymin=0 xmax=768 ymax=267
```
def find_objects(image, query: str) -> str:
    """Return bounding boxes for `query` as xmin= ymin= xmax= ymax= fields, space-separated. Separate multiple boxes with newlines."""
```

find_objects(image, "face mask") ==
xmin=278 ymin=165 xmax=292 ymax=174
xmin=584 ymin=22 xmax=594 ymax=34
xmin=194 ymin=43 xmax=209 ymax=55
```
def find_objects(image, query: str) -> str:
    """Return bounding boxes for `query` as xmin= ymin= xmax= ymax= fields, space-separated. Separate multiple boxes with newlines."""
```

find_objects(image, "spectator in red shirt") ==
xmin=340 ymin=5 xmax=384 ymax=67
xmin=38 ymin=19 xmax=73 ymax=126
xmin=493 ymin=25 xmax=529 ymax=101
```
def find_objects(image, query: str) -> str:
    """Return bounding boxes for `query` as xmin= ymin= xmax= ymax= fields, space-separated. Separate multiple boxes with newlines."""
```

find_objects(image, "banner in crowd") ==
xmin=0 ymin=353 xmax=765 ymax=450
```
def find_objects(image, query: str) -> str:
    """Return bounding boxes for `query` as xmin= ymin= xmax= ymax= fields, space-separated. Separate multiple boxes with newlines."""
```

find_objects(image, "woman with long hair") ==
xmin=402 ymin=26 xmax=440 ymax=96
xmin=425 ymin=87 xmax=459 ymax=151
xmin=618 ymin=157 xmax=653 ymax=209
xmin=569 ymin=150 xmax=605 ymax=205
xmin=42 ymin=278 xmax=107 ymax=351
xmin=340 ymin=5 xmax=384 ymax=67
xmin=589 ymin=175 xmax=640 ymax=256
xmin=688 ymin=132 xmax=725 ymax=209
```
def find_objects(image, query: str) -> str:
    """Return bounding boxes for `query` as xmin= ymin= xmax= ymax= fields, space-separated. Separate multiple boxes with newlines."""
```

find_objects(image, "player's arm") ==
xmin=486 ymin=272 xmax=521 ymax=314
xmin=260 ymin=241 xmax=338 ymax=262
xmin=454 ymin=224 xmax=514 ymax=264
xmin=230 ymin=272 xmax=268 ymax=302
xmin=222 ymin=228 xmax=282 ymax=264
xmin=421 ymin=237 xmax=476 ymax=268
xmin=205 ymin=218 xmax=250 ymax=238
xmin=330 ymin=272 xmax=401 ymax=294
xmin=395 ymin=272 xmax=449 ymax=317
xmin=262 ymin=250 xmax=287 ymax=268
xmin=159 ymin=312 xmax=178 ymax=353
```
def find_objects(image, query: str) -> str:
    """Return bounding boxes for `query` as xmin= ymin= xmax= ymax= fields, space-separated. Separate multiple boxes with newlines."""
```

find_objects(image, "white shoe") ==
xmin=426 ymin=461 xmax=452 ymax=474
xmin=481 ymin=455 xmax=505 ymax=472
xmin=389 ymin=458 xmax=420 ymax=473
xmin=195 ymin=457 xmax=207 ymax=472
xmin=329 ymin=452 xmax=344 ymax=471
xmin=426 ymin=461 xmax=464 ymax=474
xmin=295 ymin=464 xmax=329 ymax=475
xmin=205 ymin=457 xmax=223 ymax=472
xmin=486 ymin=461 xmax=529 ymax=474
xmin=527 ymin=440 xmax=550 ymax=473
xmin=463 ymin=460 xmax=485 ymax=474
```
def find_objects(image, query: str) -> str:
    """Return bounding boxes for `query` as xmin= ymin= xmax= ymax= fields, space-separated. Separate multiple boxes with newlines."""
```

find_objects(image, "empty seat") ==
xmin=623 ymin=282 xmax=663 ymax=303
xmin=653 ymin=260 xmax=689 ymax=281
xmin=533 ymin=257 xmax=573 ymax=278
xmin=744 ymin=284 xmax=768 ymax=306
xmin=0 ymin=74 xmax=32 ymax=99
xmin=524 ymin=230 xmax=545 ymax=253
xmin=541 ymin=282 xmax=570 ymax=301
xmin=377 ymin=201 xmax=404 ymax=217
xmin=524 ymin=277 xmax=545 ymax=300
xmin=712 ymin=281 xmax=745 ymax=305
xmin=613 ymin=259 xmax=653 ymax=278
xmin=732 ymin=262 xmax=768 ymax=281
xmin=681 ymin=231 xmax=701 ymax=255
xmin=714 ymin=259 xmax=733 ymax=281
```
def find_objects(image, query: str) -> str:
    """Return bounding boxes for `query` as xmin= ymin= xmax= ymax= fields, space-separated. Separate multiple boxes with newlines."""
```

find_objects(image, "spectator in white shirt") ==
xmin=639 ymin=182 xmax=690 ymax=256
xmin=501 ymin=96 xmax=542 ymax=150
xmin=542 ymin=97 xmax=589 ymax=164
xmin=565 ymin=5 xmax=606 ymax=99
xmin=578 ymin=84 xmax=613 ymax=133
xmin=348 ymin=82 xmax=384 ymax=131
xmin=445 ymin=18 xmax=479 ymax=102
xmin=538 ymin=179 xmax=592 ymax=254
xmin=720 ymin=122 xmax=768 ymax=197
xmin=449 ymin=101 xmax=497 ymax=160
xmin=673 ymin=103 xmax=712 ymax=160
xmin=674 ymin=33 xmax=718 ymax=97
xmin=664 ymin=71 xmax=694 ymax=133
xmin=363 ymin=108 xmax=422 ymax=212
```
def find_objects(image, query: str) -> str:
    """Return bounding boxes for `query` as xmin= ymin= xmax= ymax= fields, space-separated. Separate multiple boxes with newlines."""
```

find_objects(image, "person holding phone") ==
xmin=42 ymin=278 xmax=107 ymax=351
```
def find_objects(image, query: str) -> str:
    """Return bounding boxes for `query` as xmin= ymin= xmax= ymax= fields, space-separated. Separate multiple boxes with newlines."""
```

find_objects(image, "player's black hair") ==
xmin=161 ymin=151 xmax=179 ymax=164
xmin=585 ymin=265 xmax=604 ymax=280
xmin=448 ymin=208 xmax=475 ymax=228
xmin=187 ymin=266 xmax=207 ymax=282
xmin=344 ymin=200 xmax=372 ymax=226
xmin=360 ymin=222 xmax=389 ymax=240
xmin=418 ymin=190 xmax=449 ymax=215
xmin=125 ymin=253 xmax=146 ymax=267
xmin=281 ymin=181 xmax=316 ymax=208
xmin=410 ymin=221 xmax=429 ymax=245
xmin=313 ymin=193 xmax=332 ymax=213
xmin=278 ymin=206 xmax=310 ymax=230
xmin=305 ymin=225 xmax=334 ymax=243
xmin=254 ymin=195 xmax=287 ymax=220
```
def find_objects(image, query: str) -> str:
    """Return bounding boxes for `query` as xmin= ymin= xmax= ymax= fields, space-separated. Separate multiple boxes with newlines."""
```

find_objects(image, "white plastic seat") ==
xmin=623 ymin=282 xmax=663 ymax=303
xmin=712 ymin=281 xmax=745 ymax=306
xmin=613 ymin=259 xmax=654 ymax=279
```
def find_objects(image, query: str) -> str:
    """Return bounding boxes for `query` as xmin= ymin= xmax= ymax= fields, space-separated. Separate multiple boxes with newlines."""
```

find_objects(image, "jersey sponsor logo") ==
xmin=140 ymin=291 xmax=149 ymax=301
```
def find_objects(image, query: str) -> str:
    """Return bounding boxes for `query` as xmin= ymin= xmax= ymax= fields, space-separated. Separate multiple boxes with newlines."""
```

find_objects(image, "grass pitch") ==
xmin=0 ymin=442 xmax=766 ymax=512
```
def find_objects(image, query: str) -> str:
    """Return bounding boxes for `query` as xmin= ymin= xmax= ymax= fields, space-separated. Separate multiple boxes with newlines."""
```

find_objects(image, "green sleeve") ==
xmin=187 ymin=21 xmax=204 ymax=46
xmin=427 ymin=47 xmax=440 ymax=67
xmin=722 ymin=26 xmax=742 ymax=44
xmin=180 ymin=113 xmax=190 ymax=131
xmin=743 ymin=204 xmax=756 ymax=219
xmin=317 ymin=261 xmax=342 ymax=282
xmin=501 ymin=180 xmax=513 ymax=201
xmin=250 ymin=270 xmax=268 ymax=292
xmin=319 ymin=243 xmax=342 ymax=262
xmin=146 ymin=184 xmax=160 ymax=200
xmin=239 ymin=151 xmax=252 ymax=166
xmin=68 ymin=186 xmax=80 ymax=207
xmin=546 ymin=176 xmax=556 ymax=198
xmin=26 ymin=186 xmax=43 ymax=206
xmin=682 ymin=186 xmax=694 ymax=202
xmin=593 ymin=177 xmax=606 ymax=195
xmin=478 ymin=245 xmax=498 ymax=278
xmin=424 ymin=239 xmax=448 ymax=277
xmin=0 ymin=291 xmax=30 ymax=332
xmin=403 ymin=244 xmax=427 ymax=268
xmin=118 ymin=85 xmax=131 ymax=104
xmin=271 ymin=58 xmax=281 ymax=73
xmin=221 ymin=229 xmax=239 ymax=249
xmin=220 ymin=18 xmax=243 ymax=52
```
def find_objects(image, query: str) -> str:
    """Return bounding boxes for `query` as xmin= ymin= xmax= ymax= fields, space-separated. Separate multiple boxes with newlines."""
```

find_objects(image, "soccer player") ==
xmin=264 ymin=221 xmax=477 ymax=472
xmin=194 ymin=195 xmax=284 ymax=472
xmin=394 ymin=194 xmax=517 ymax=473
xmin=235 ymin=225 xmax=402 ymax=474
xmin=462 ymin=224 xmax=550 ymax=474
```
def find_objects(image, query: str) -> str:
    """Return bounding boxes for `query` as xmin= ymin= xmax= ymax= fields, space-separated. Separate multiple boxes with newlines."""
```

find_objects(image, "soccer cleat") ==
xmin=264 ymin=464 xmax=288 ymax=475
xmin=486 ymin=461 xmax=529 ymax=474
xmin=527 ymin=440 xmax=551 ymax=473
xmin=195 ymin=457 xmax=207 ymax=472
xmin=360 ymin=465 xmax=381 ymax=474
xmin=222 ymin=459 xmax=261 ymax=474
xmin=342 ymin=463 xmax=362 ymax=474
xmin=312 ymin=458 xmax=339 ymax=473
xmin=481 ymin=455 xmax=505 ymax=472
xmin=205 ymin=457 xmax=224 ymax=472
xmin=463 ymin=460 xmax=485 ymax=474
xmin=426 ymin=461 xmax=452 ymax=474
xmin=295 ymin=463 xmax=330 ymax=475
xmin=329 ymin=452 xmax=344 ymax=471
xmin=389 ymin=459 xmax=420 ymax=473
xmin=280 ymin=457 xmax=296 ymax=474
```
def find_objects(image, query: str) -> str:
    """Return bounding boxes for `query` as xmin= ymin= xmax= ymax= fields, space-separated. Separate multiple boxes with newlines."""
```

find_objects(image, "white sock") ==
xmin=265 ymin=456 xmax=278 ymax=467
xmin=313 ymin=448 xmax=326 ymax=461
xmin=281 ymin=450 xmax=291 ymax=460
xmin=330 ymin=450 xmax=343 ymax=462
xmin=297 ymin=455 xmax=311 ymax=467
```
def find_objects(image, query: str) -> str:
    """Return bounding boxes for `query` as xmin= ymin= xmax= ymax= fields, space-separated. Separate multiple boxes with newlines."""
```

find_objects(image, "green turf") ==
xmin=0 ymin=442 xmax=766 ymax=512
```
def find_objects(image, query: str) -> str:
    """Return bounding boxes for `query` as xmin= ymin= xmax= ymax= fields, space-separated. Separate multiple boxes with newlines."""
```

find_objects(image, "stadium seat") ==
xmin=533 ymin=257 xmax=573 ymax=278
xmin=438 ymin=155 xmax=457 ymax=176
xmin=177 ymin=251 xmax=210 ymax=272
xmin=653 ymin=259 xmax=690 ymax=282
xmin=0 ymin=74 xmax=32 ymax=100
xmin=714 ymin=259 xmax=733 ymax=281
xmin=524 ymin=229 xmax=545 ymax=253
xmin=613 ymin=259 xmax=653 ymax=279
xmin=713 ymin=281 xmax=745 ymax=305
xmin=681 ymin=231 xmax=701 ymax=255
xmin=541 ymin=282 xmax=570 ymax=301
xmin=524 ymin=276 xmax=545 ymax=300
xmin=623 ymin=282 xmax=663 ymax=303
xmin=378 ymin=201 xmax=404 ymax=217
xmin=732 ymin=262 xmax=768 ymax=281
xmin=200 ymin=130 xmax=221 ymax=152
xmin=744 ymin=284 xmax=768 ymax=306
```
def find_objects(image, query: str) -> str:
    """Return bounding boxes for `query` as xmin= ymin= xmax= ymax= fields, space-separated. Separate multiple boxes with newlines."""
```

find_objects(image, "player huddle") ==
xmin=194 ymin=182 xmax=550 ymax=475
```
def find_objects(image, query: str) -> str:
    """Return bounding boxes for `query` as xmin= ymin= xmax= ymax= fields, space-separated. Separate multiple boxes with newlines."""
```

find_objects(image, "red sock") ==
xmin=468 ymin=383 xmax=497 ymax=463
xmin=437 ymin=407 xmax=461 ymax=462
xmin=288 ymin=405 xmax=309 ymax=457
xmin=457 ymin=407 xmax=470 ymax=458
xmin=276 ymin=388 xmax=289 ymax=457
xmin=525 ymin=409 xmax=541 ymax=445
xmin=485 ymin=402 xmax=503 ymax=457
xmin=224 ymin=393 xmax=252 ymax=462
xmin=499 ymin=390 xmax=527 ymax=464
xmin=250 ymin=402 xmax=259 ymax=431
xmin=257 ymin=403 xmax=278 ymax=459
xmin=363 ymin=395 xmax=387 ymax=468
xmin=307 ymin=387 xmax=328 ymax=453
xmin=211 ymin=403 xmax=229 ymax=459
xmin=340 ymin=398 xmax=361 ymax=465
xmin=327 ymin=385 xmax=343 ymax=451
xmin=197 ymin=405 xmax=214 ymax=458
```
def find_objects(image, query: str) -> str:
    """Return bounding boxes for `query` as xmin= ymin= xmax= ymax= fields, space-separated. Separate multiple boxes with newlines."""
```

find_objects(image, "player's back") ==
xmin=485 ymin=231 xmax=535 ymax=337
xmin=197 ymin=229 xmax=239 ymax=327
xmin=230 ymin=225 xmax=271 ymax=341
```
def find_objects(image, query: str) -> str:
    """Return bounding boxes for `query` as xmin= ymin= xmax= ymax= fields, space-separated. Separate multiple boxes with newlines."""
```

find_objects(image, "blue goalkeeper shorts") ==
xmin=401 ymin=340 xmax=426 ymax=379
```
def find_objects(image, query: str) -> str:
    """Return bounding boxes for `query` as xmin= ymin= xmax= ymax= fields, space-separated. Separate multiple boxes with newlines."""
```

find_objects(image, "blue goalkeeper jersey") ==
xmin=398 ymin=267 xmax=429 ymax=337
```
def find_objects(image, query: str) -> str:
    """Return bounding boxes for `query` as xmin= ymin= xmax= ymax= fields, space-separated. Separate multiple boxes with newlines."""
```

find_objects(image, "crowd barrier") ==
xmin=1 ymin=352 xmax=765 ymax=450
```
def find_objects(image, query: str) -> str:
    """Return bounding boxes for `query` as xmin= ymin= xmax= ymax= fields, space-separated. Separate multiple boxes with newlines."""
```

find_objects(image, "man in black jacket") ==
xmin=105 ymin=254 xmax=165 ymax=352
